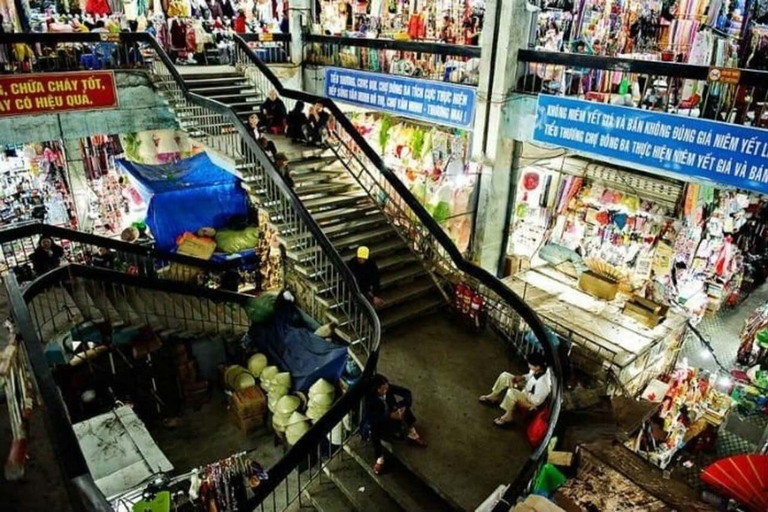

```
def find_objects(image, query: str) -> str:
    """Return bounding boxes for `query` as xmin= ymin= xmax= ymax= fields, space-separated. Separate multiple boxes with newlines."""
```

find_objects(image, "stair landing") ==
xmin=377 ymin=313 xmax=531 ymax=511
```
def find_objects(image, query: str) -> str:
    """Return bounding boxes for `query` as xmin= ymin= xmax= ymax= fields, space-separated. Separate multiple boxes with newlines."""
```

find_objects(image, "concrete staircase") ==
xmin=288 ymin=437 xmax=456 ymax=512
xmin=179 ymin=69 xmax=446 ymax=340
xmin=27 ymin=273 xmax=249 ymax=346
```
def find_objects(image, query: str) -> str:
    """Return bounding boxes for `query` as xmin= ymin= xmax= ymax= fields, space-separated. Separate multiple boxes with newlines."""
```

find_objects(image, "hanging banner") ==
xmin=0 ymin=71 xmax=118 ymax=117
xmin=324 ymin=67 xmax=476 ymax=129
xmin=533 ymin=96 xmax=768 ymax=195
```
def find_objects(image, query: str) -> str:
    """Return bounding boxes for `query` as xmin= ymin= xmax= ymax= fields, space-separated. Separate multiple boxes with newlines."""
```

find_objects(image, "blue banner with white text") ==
xmin=533 ymin=96 xmax=768 ymax=195
xmin=324 ymin=67 xmax=476 ymax=129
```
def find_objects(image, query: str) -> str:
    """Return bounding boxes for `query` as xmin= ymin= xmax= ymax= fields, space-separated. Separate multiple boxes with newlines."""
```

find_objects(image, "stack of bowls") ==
xmin=272 ymin=395 xmax=301 ymax=433
xmin=306 ymin=379 xmax=335 ymax=422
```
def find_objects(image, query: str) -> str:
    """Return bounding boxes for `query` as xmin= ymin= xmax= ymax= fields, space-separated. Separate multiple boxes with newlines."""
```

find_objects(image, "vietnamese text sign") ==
xmin=0 ymin=71 xmax=118 ymax=117
xmin=324 ymin=67 xmax=476 ymax=129
xmin=533 ymin=96 xmax=768 ymax=195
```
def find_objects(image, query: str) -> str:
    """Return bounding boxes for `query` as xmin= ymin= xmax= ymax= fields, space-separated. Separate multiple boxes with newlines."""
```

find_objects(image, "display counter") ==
xmin=503 ymin=265 xmax=687 ymax=395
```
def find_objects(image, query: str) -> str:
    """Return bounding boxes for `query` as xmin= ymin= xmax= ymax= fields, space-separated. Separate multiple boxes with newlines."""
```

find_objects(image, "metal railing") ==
xmin=517 ymin=50 xmax=768 ymax=128
xmin=0 ymin=32 xmax=292 ymax=72
xmin=233 ymin=34 xmax=562 ymax=508
xmin=304 ymin=34 xmax=481 ymax=85
xmin=1 ymin=31 xmax=381 ymax=512
xmin=241 ymin=33 xmax=292 ymax=64
xmin=135 ymin=33 xmax=383 ymax=511
xmin=0 ymin=221 xmax=247 ymax=288
xmin=4 ymin=264 xmax=255 ymax=512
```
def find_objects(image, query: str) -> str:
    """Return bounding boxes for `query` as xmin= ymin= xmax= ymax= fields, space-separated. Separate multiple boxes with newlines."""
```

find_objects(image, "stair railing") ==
xmin=1 ymin=32 xmax=381 ymax=512
xmin=232 ymin=34 xmax=564 ymax=504
xmin=142 ymin=36 xmax=379 ymax=354
xmin=0 ymin=221 xmax=242 ymax=285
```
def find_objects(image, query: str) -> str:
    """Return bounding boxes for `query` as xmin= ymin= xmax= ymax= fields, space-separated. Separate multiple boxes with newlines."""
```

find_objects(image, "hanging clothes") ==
xmin=170 ymin=18 xmax=187 ymax=48
xmin=85 ymin=0 xmax=111 ymax=15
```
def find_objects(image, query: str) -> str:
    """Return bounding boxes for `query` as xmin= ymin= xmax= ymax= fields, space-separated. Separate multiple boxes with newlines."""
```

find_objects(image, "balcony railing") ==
xmin=0 ymin=31 xmax=291 ymax=72
xmin=517 ymin=50 xmax=768 ymax=128
xmin=304 ymin=34 xmax=481 ymax=85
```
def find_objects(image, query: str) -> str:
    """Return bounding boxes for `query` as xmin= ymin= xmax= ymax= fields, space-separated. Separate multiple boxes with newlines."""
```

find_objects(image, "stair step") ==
xmin=187 ymin=84 xmax=255 ymax=94
xmin=304 ymin=193 xmax=369 ymax=211
xmin=306 ymin=479 xmax=355 ymax=512
xmin=314 ymin=204 xmax=379 ymax=223
xmin=323 ymin=455 xmax=405 ymax=512
xmin=379 ymin=277 xmax=436 ymax=310
xmin=377 ymin=251 xmax=420 ymax=273
xmin=292 ymin=170 xmax=347 ymax=185
xmin=331 ymin=226 xmax=396 ymax=251
xmin=289 ymin=155 xmax=338 ymax=171
xmin=296 ymin=181 xmax=353 ymax=196
xmin=380 ymin=294 xmax=444 ymax=329
xmin=344 ymin=438 xmax=455 ymax=512
xmin=202 ymin=92 xmax=260 ymax=102
xmin=184 ymin=77 xmax=248 ymax=88
xmin=229 ymin=102 xmax=263 ymax=111
xmin=339 ymin=238 xmax=405 ymax=261
xmin=380 ymin=263 xmax=426 ymax=289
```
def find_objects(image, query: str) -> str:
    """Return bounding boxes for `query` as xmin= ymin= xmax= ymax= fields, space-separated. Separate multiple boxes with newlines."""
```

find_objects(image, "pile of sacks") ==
xmin=246 ymin=352 xmax=338 ymax=446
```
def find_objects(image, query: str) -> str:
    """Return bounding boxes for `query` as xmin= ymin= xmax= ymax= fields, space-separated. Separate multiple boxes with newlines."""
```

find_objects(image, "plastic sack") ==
xmin=526 ymin=406 xmax=551 ymax=447
xmin=215 ymin=226 xmax=259 ymax=254
xmin=245 ymin=293 xmax=278 ymax=323
xmin=532 ymin=463 xmax=566 ymax=497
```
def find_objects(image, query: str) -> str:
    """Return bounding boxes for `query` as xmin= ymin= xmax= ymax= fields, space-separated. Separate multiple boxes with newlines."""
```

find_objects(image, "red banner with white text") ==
xmin=0 ymin=71 xmax=118 ymax=117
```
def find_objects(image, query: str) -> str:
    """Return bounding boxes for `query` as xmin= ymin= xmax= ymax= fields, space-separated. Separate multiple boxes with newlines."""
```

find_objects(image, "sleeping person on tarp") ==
xmin=244 ymin=290 xmax=348 ymax=392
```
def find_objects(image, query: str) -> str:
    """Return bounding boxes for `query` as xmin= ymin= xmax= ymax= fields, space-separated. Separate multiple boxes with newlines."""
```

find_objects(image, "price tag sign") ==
xmin=707 ymin=67 xmax=741 ymax=85
xmin=260 ymin=33 xmax=274 ymax=42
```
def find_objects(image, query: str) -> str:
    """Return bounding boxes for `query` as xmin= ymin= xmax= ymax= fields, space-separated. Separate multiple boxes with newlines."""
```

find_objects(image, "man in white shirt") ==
xmin=479 ymin=352 xmax=552 ymax=426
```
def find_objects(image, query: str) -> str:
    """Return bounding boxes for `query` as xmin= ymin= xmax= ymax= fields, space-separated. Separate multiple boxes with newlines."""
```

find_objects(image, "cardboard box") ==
xmin=231 ymin=386 xmax=267 ymax=418
xmin=622 ymin=295 xmax=668 ymax=329
xmin=229 ymin=408 xmax=265 ymax=434
xmin=578 ymin=271 xmax=618 ymax=301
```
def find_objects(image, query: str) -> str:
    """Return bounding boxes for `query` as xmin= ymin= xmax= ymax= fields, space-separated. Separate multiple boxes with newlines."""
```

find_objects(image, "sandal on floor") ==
xmin=407 ymin=435 xmax=428 ymax=447
xmin=479 ymin=395 xmax=495 ymax=404
xmin=494 ymin=417 xmax=514 ymax=427
xmin=373 ymin=460 xmax=385 ymax=475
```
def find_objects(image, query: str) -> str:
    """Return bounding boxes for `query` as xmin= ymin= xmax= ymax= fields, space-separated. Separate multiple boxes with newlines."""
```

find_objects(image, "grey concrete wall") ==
xmin=0 ymin=71 xmax=177 ymax=146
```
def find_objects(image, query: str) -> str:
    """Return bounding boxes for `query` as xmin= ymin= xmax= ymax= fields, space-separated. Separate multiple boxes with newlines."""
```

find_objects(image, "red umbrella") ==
xmin=701 ymin=455 xmax=768 ymax=511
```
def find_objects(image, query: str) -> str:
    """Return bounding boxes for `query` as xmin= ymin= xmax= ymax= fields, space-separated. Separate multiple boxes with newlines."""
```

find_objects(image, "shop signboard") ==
xmin=324 ymin=67 xmax=476 ymax=129
xmin=0 ymin=71 xmax=118 ymax=118
xmin=533 ymin=95 xmax=768 ymax=196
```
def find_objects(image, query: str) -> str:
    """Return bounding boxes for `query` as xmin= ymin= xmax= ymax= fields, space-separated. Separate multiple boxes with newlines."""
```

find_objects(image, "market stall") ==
xmin=346 ymin=111 xmax=477 ymax=252
xmin=506 ymin=155 xmax=768 ymax=322
xmin=503 ymin=264 xmax=688 ymax=395
xmin=626 ymin=361 xmax=733 ymax=469
xmin=314 ymin=0 xmax=484 ymax=43
xmin=0 ymin=143 xmax=77 ymax=228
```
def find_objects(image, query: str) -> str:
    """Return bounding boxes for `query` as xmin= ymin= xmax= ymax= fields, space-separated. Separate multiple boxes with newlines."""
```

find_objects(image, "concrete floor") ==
xmin=377 ymin=311 xmax=531 ymax=511
xmin=148 ymin=391 xmax=285 ymax=474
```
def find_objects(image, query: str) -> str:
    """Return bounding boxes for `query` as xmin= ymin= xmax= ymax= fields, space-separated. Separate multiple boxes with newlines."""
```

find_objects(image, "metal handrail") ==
xmin=517 ymin=49 xmax=768 ymax=88
xmin=304 ymin=34 xmax=481 ymax=58
xmin=231 ymin=34 xmax=563 ymax=502
xmin=0 ymin=221 xmax=239 ymax=272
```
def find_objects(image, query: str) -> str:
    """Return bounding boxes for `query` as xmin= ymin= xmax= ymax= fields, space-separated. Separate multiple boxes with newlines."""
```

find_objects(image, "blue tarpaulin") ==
xmin=116 ymin=153 xmax=248 ymax=251
xmin=245 ymin=295 xmax=348 ymax=392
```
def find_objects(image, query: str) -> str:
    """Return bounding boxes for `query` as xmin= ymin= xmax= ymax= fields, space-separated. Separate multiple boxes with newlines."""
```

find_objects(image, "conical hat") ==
xmin=309 ymin=379 xmax=334 ymax=396
xmin=309 ymin=392 xmax=335 ymax=407
xmin=275 ymin=395 xmax=301 ymax=415
xmin=287 ymin=411 xmax=308 ymax=426
xmin=247 ymin=353 xmax=268 ymax=377
xmin=286 ymin=421 xmax=310 ymax=444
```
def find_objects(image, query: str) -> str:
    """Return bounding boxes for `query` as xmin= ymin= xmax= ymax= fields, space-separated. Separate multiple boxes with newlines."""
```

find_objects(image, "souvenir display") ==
xmin=344 ymin=111 xmax=477 ymax=252
xmin=313 ymin=0 xmax=484 ymax=44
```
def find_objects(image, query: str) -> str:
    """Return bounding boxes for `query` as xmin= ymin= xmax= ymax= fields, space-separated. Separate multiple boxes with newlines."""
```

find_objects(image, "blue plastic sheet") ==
xmin=245 ymin=295 xmax=348 ymax=392
xmin=116 ymin=153 xmax=248 ymax=250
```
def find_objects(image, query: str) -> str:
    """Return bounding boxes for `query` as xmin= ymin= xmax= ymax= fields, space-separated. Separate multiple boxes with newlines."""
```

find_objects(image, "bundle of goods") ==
xmin=306 ymin=379 xmax=336 ymax=422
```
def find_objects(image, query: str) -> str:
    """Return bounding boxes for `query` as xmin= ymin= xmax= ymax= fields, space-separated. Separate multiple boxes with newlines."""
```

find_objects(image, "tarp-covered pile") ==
xmin=116 ymin=153 xmax=248 ymax=251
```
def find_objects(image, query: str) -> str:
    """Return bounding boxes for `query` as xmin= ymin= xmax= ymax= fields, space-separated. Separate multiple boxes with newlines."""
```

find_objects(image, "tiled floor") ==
xmin=671 ymin=283 xmax=768 ymax=492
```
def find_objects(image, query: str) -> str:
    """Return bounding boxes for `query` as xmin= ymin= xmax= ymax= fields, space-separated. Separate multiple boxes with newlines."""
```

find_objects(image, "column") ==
xmin=289 ymin=0 xmax=312 ymax=67
xmin=62 ymin=138 xmax=92 ymax=233
xmin=470 ymin=0 xmax=537 ymax=275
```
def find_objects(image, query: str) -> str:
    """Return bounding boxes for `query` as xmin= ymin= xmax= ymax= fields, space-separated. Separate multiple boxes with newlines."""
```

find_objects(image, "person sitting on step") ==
xmin=286 ymin=101 xmax=308 ymax=143
xmin=366 ymin=374 xmax=426 ymax=475
xmin=258 ymin=89 xmax=287 ymax=134
xmin=304 ymin=101 xmax=330 ymax=146
xmin=347 ymin=246 xmax=384 ymax=308
xmin=479 ymin=352 xmax=551 ymax=426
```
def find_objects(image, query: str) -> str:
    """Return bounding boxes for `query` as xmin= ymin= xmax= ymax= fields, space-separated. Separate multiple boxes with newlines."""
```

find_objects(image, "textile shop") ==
xmin=343 ymin=110 xmax=478 ymax=253
xmin=313 ymin=0 xmax=484 ymax=43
